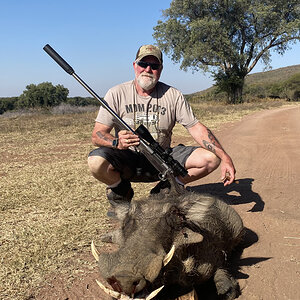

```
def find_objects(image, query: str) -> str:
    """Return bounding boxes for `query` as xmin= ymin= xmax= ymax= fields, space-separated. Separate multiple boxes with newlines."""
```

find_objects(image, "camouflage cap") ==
xmin=135 ymin=45 xmax=163 ymax=64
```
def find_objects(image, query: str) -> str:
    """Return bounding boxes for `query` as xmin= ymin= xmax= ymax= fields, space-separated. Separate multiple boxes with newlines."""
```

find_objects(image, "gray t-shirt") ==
xmin=95 ymin=80 xmax=198 ymax=149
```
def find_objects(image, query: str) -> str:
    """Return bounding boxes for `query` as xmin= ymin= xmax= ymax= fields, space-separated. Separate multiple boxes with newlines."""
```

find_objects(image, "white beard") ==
xmin=136 ymin=73 xmax=158 ymax=91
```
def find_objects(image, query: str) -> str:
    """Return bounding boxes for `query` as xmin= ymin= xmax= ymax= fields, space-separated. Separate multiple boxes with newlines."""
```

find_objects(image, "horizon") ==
xmin=2 ymin=63 xmax=300 ymax=99
xmin=1 ymin=0 xmax=300 ymax=98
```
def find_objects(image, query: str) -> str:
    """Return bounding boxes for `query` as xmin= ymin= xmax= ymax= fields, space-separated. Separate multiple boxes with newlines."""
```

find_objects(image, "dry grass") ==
xmin=0 ymin=100 xmax=290 ymax=299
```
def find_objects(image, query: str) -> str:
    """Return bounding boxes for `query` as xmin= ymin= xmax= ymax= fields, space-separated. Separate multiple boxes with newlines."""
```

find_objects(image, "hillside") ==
xmin=245 ymin=64 xmax=300 ymax=85
xmin=188 ymin=64 xmax=300 ymax=101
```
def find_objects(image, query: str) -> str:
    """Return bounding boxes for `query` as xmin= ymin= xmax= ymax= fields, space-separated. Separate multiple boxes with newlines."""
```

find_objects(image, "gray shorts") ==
xmin=88 ymin=144 xmax=199 ymax=182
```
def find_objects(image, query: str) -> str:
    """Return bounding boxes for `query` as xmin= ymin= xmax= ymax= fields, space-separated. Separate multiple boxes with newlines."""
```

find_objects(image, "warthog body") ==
xmin=97 ymin=192 xmax=244 ymax=299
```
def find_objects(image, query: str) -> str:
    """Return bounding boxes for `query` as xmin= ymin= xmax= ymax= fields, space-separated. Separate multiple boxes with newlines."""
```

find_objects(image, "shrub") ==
xmin=66 ymin=96 xmax=100 ymax=106
xmin=0 ymin=97 xmax=18 ymax=114
xmin=17 ymin=82 xmax=69 ymax=109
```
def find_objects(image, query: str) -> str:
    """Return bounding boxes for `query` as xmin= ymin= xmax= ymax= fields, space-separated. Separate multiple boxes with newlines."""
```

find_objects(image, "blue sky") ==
xmin=1 ymin=0 xmax=300 ymax=97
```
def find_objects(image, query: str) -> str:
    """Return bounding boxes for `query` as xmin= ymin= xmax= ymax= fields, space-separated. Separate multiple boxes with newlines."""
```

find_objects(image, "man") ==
xmin=88 ymin=45 xmax=235 ymax=212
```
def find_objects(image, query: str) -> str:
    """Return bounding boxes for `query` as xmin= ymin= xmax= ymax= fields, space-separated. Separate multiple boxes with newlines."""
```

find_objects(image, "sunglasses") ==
xmin=136 ymin=60 xmax=161 ymax=70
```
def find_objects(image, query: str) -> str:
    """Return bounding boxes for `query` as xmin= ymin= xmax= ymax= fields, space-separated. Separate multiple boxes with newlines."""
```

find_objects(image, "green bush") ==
xmin=66 ymin=96 xmax=100 ymax=106
xmin=284 ymin=73 xmax=300 ymax=101
xmin=17 ymin=82 xmax=69 ymax=109
xmin=267 ymin=83 xmax=284 ymax=99
xmin=0 ymin=97 xmax=18 ymax=114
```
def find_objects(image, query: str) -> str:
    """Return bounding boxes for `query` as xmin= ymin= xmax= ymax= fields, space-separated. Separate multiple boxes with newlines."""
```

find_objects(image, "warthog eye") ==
xmin=166 ymin=206 xmax=186 ymax=230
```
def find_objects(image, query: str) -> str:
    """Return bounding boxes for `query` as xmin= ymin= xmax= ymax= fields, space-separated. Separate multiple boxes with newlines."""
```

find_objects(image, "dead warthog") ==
xmin=92 ymin=191 xmax=244 ymax=299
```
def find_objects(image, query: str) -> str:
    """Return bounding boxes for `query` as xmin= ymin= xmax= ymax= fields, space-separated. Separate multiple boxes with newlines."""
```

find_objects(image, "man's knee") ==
xmin=207 ymin=151 xmax=221 ymax=171
xmin=186 ymin=148 xmax=220 ymax=172
xmin=87 ymin=155 xmax=110 ymax=177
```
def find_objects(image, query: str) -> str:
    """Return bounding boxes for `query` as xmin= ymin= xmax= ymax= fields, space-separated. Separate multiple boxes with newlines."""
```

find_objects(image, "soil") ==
xmin=34 ymin=105 xmax=300 ymax=300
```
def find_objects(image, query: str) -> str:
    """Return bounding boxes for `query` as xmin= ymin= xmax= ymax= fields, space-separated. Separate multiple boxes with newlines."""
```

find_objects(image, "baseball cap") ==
xmin=135 ymin=45 xmax=163 ymax=64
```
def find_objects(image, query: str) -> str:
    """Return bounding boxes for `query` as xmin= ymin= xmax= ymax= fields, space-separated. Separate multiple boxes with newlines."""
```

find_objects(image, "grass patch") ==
xmin=0 ymin=100 xmax=293 ymax=299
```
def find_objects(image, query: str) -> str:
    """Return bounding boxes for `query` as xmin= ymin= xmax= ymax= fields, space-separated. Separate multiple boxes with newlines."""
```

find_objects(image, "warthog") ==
xmin=92 ymin=191 xmax=244 ymax=299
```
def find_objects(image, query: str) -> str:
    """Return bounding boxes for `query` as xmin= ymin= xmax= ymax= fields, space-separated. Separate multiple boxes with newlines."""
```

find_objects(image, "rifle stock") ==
xmin=43 ymin=44 xmax=187 ymax=194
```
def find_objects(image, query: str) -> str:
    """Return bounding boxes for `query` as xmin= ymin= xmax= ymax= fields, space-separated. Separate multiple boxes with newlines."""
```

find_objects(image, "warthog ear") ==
xmin=184 ymin=194 xmax=215 ymax=223
xmin=114 ymin=202 xmax=131 ymax=220
xmin=174 ymin=228 xmax=203 ymax=247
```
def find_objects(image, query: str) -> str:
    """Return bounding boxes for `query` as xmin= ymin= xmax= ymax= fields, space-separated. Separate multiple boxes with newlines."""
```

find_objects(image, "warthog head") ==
xmin=92 ymin=192 xmax=244 ymax=299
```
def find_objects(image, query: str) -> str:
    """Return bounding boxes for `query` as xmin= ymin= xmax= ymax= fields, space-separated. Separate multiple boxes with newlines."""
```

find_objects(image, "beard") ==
xmin=136 ymin=72 xmax=158 ymax=91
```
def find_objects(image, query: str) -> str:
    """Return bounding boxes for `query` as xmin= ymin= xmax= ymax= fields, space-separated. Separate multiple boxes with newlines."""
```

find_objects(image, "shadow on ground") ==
xmin=187 ymin=178 xmax=265 ymax=212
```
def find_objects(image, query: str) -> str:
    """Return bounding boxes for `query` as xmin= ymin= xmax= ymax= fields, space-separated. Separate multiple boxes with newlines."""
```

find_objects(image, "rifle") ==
xmin=43 ymin=44 xmax=187 ymax=194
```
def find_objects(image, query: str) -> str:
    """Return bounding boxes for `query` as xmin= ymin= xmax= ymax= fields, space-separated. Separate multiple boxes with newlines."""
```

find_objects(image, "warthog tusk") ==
xmin=145 ymin=285 xmax=164 ymax=300
xmin=163 ymin=244 xmax=175 ymax=266
xmin=91 ymin=240 xmax=99 ymax=262
xmin=96 ymin=279 xmax=125 ymax=298
xmin=96 ymin=279 xmax=164 ymax=300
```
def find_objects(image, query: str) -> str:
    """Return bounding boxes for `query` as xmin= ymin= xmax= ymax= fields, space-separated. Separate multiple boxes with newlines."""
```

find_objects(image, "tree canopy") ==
xmin=18 ymin=82 xmax=69 ymax=108
xmin=153 ymin=0 xmax=300 ymax=103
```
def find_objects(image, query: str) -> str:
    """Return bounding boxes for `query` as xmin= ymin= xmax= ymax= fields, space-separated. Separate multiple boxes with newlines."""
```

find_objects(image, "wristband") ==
xmin=112 ymin=138 xmax=119 ymax=148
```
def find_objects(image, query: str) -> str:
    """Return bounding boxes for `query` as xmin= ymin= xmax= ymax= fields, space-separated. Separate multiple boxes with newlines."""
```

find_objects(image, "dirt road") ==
xmin=192 ymin=105 xmax=300 ymax=299
xmin=36 ymin=105 xmax=300 ymax=299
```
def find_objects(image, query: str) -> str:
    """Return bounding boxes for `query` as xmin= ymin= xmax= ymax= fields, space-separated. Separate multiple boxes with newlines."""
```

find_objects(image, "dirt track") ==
xmin=36 ymin=105 xmax=300 ymax=299
xmin=194 ymin=105 xmax=300 ymax=299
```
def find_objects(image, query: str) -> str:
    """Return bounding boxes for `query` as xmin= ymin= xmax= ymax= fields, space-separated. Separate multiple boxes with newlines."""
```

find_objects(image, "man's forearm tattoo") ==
xmin=202 ymin=129 xmax=221 ymax=154
xmin=96 ymin=131 xmax=112 ymax=142
xmin=203 ymin=140 xmax=215 ymax=153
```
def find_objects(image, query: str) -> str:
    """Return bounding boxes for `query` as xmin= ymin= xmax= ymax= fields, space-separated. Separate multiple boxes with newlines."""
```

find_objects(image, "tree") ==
xmin=18 ymin=82 xmax=69 ymax=108
xmin=153 ymin=0 xmax=300 ymax=103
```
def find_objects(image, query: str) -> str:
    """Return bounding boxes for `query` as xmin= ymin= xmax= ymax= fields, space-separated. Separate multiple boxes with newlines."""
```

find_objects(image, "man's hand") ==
xmin=118 ymin=130 xmax=140 ymax=149
xmin=220 ymin=156 xmax=236 ymax=186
